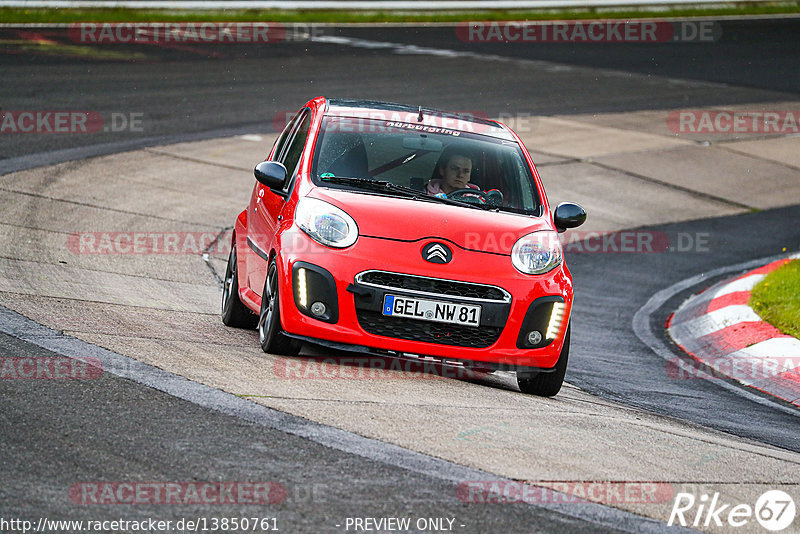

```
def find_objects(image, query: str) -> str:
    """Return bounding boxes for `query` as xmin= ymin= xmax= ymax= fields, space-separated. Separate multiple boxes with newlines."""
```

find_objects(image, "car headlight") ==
xmin=511 ymin=231 xmax=562 ymax=274
xmin=295 ymin=197 xmax=358 ymax=248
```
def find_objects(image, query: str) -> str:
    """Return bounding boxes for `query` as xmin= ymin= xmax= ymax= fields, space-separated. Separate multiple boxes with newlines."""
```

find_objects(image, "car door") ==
xmin=247 ymin=108 xmax=312 ymax=294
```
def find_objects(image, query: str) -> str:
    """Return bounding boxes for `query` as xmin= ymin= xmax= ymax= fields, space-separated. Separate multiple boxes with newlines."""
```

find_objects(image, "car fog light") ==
xmin=527 ymin=331 xmax=542 ymax=345
xmin=310 ymin=301 xmax=327 ymax=317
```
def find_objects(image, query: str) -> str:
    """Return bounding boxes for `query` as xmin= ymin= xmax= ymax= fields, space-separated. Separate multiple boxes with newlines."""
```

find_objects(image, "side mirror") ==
xmin=554 ymin=202 xmax=587 ymax=233
xmin=254 ymin=161 xmax=287 ymax=189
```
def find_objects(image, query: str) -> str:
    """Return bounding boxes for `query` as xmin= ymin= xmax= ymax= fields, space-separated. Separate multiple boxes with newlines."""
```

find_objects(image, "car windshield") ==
xmin=311 ymin=116 xmax=542 ymax=216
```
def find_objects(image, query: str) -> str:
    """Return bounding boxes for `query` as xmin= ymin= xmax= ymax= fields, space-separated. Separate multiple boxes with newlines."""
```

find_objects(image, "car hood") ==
xmin=309 ymin=187 xmax=552 ymax=255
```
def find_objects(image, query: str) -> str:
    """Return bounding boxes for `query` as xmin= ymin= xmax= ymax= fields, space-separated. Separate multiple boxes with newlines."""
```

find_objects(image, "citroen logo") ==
xmin=422 ymin=242 xmax=452 ymax=264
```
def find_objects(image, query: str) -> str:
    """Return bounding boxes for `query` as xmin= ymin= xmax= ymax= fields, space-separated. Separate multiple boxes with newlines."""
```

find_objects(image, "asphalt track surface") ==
xmin=1 ymin=17 xmax=799 ymax=164
xmin=1 ymin=16 xmax=799 ymax=533
xmin=0 ymin=331 xmax=642 ymax=533
xmin=568 ymin=206 xmax=800 ymax=451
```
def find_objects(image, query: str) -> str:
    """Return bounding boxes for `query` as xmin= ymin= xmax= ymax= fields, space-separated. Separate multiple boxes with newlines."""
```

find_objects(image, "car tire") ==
xmin=517 ymin=323 xmax=570 ymax=397
xmin=258 ymin=260 xmax=302 ymax=355
xmin=221 ymin=243 xmax=258 ymax=328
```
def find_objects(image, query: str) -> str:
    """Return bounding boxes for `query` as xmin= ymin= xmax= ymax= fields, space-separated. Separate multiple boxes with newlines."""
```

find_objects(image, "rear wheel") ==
xmin=258 ymin=260 xmax=302 ymax=355
xmin=517 ymin=324 xmax=570 ymax=397
xmin=221 ymin=243 xmax=257 ymax=328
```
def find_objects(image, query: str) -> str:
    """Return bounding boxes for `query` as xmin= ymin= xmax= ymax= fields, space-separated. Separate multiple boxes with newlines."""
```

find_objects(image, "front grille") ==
xmin=357 ymin=271 xmax=509 ymax=302
xmin=356 ymin=310 xmax=502 ymax=348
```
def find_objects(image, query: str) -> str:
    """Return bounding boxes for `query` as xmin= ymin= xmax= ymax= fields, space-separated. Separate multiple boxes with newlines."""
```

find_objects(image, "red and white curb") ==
xmin=668 ymin=255 xmax=800 ymax=408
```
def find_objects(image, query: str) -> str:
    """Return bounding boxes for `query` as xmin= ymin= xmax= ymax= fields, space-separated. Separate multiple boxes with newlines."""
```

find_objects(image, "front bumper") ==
xmin=277 ymin=229 xmax=573 ymax=370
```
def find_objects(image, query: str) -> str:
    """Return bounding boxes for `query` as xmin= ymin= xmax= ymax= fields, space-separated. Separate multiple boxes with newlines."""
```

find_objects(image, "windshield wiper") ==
xmin=319 ymin=176 xmax=485 ymax=210
xmin=320 ymin=176 xmax=485 ymax=209
xmin=320 ymin=176 xmax=419 ymax=196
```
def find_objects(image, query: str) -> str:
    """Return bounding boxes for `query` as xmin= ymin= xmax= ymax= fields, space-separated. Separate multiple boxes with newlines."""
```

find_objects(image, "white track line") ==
xmin=670 ymin=304 xmax=762 ymax=336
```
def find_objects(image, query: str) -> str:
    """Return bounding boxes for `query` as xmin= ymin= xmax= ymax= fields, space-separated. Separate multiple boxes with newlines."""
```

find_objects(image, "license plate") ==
xmin=382 ymin=295 xmax=481 ymax=327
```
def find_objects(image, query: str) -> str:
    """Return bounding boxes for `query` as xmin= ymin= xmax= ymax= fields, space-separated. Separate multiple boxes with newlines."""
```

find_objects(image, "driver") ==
xmin=426 ymin=147 xmax=480 ymax=197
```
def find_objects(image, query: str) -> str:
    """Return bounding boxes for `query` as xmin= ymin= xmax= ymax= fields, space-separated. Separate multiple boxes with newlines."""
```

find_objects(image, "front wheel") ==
xmin=517 ymin=324 xmax=570 ymax=397
xmin=258 ymin=260 xmax=302 ymax=355
xmin=221 ymin=243 xmax=257 ymax=328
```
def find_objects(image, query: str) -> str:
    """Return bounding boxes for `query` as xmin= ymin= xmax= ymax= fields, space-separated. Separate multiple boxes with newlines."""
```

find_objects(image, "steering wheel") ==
xmin=447 ymin=188 xmax=488 ymax=205
xmin=448 ymin=188 xmax=503 ymax=206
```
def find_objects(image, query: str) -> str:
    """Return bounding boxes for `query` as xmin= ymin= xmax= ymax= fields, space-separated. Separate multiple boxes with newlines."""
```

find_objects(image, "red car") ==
xmin=222 ymin=97 xmax=586 ymax=396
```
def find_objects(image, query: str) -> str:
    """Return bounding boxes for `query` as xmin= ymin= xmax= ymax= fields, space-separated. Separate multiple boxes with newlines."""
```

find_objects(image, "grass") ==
xmin=1 ymin=5 xmax=800 ymax=23
xmin=750 ymin=259 xmax=800 ymax=339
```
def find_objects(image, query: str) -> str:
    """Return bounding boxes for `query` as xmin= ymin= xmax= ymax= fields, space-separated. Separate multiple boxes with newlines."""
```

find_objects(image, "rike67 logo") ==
xmin=669 ymin=490 xmax=796 ymax=531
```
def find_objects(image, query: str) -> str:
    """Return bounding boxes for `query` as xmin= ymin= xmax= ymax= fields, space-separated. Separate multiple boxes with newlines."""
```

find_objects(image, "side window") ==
xmin=279 ymin=111 xmax=311 ymax=185
xmin=269 ymin=111 xmax=301 ymax=161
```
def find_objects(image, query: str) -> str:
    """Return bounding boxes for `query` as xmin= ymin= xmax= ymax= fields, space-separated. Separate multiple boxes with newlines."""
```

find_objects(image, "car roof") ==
xmin=324 ymin=98 xmax=518 ymax=141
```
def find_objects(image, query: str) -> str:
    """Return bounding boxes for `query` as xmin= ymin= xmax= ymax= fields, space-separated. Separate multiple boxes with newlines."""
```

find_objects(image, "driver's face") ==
xmin=439 ymin=155 xmax=473 ymax=194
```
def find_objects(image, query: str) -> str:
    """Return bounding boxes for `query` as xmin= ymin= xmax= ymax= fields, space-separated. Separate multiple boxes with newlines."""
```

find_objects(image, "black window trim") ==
xmin=270 ymin=111 xmax=301 ymax=163
xmin=264 ymin=108 xmax=311 ymax=199
xmin=277 ymin=108 xmax=312 ymax=196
